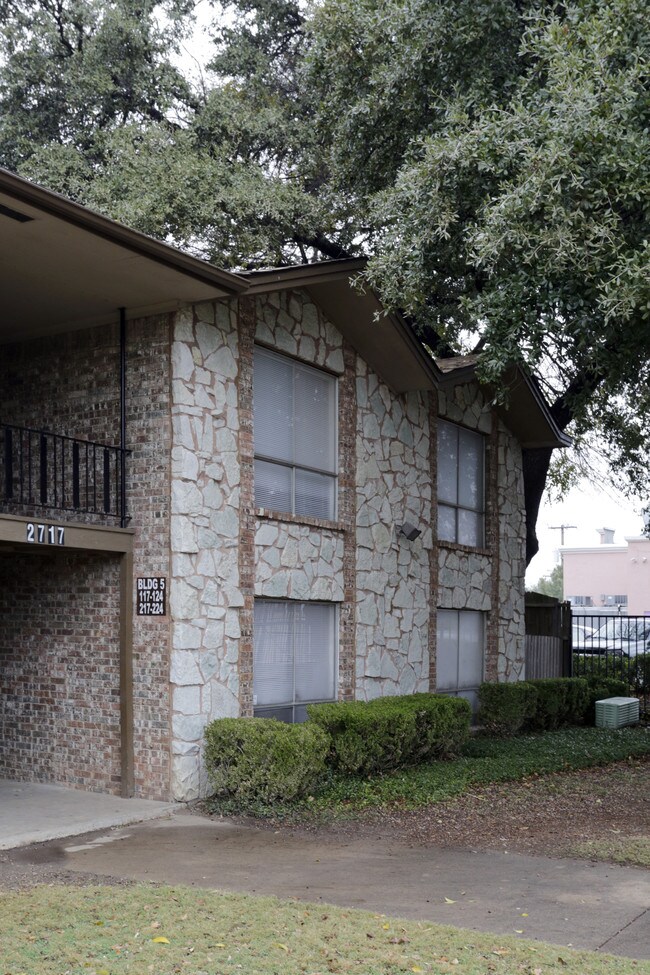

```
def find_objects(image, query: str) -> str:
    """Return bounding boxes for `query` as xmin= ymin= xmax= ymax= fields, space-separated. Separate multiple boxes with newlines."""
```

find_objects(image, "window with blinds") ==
xmin=436 ymin=609 xmax=484 ymax=713
xmin=253 ymin=599 xmax=337 ymax=722
xmin=253 ymin=347 xmax=337 ymax=520
xmin=437 ymin=419 xmax=485 ymax=547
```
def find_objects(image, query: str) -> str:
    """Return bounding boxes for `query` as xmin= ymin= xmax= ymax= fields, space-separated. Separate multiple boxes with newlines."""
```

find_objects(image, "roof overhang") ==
xmin=244 ymin=261 xmax=438 ymax=394
xmin=1 ymin=169 xmax=569 ymax=451
xmin=436 ymin=357 xmax=570 ymax=449
xmin=0 ymin=168 xmax=247 ymax=343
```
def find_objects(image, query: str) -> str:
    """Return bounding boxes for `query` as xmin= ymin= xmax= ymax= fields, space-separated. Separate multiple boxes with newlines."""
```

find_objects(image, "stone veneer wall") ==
xmin=0 ymin=316 xmax=173 ymax=799
xmin=436 ymin=382 xmax=526 ymax=683
xmin=169 ymin=300 xmax=242 ymax=800
xmin=496 ymin=417 xmax=526 ymax=679
xmin=355 ymin=361 xmax=432 ymax=699
xmin=252 ymin=291 xmax=356 ymax=702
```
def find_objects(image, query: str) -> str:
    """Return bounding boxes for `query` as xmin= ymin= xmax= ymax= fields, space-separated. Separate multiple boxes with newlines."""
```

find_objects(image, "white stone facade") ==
xmin=355 ymin=360 xmax=432 ymax=699
xmin=170 ymin=300 xmax=242 ymax=800
xmin=166 ymin=291 xmax=528 ymax=799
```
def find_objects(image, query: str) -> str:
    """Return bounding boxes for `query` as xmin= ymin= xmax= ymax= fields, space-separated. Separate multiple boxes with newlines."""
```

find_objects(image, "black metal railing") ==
xmin=572 ymin=612 xmax=650 ymax=719
xmin=1 ymin=423 xmax=129 ymax=527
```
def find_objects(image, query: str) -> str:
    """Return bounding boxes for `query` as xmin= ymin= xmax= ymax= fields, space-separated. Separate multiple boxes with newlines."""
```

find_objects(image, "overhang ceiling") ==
xmin=0 ymin=169 xmax=569 ymax=451
xmin=0 ymin=170 xmax=246 ymax=343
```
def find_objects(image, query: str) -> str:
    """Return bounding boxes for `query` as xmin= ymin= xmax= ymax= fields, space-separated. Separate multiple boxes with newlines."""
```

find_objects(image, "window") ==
xmin=437 ymin=419 xmax=484 ymax=547
xmin=436 ymin=609 xmax=484 ymax=711
xmin=570 ymin=595 xmax=593 ymax=607
xmin=253 ymin=600 xmax=337 ymax=722
xmin=253 ymin=347 xmax=337 ymax=520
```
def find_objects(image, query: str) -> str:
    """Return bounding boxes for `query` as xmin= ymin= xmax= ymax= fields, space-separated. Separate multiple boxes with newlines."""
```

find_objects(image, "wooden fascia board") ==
xmin=0 ymin=513 xmax=134 ymax=553
xmin=0 ymin=168 xmax=247 ymax=295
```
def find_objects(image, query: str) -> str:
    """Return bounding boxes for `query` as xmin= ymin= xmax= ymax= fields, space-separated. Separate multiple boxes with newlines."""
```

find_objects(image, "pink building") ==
xmin=562 ymin=528 xmax=650 ymax=615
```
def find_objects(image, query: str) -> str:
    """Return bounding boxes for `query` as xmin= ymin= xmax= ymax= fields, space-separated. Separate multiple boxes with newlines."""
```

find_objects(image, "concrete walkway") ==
xmin=14 ymin=810 xmax=650 ymax=961
xmin=0 ymin=778 xmax=177 ymax=849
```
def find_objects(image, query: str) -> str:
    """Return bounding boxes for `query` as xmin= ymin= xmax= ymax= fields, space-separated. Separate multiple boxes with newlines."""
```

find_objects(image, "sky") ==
xmin=525 ymin=480 xmax=646 ymax=587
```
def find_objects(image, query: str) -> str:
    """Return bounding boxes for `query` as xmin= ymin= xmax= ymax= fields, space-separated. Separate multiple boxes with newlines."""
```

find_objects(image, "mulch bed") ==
xmin=266 ymin=756 xmax=650 ymax=862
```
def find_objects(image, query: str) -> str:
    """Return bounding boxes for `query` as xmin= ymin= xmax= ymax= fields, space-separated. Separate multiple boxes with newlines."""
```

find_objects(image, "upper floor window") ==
xmin=253 ymin=347 xmax=337 ymax=521
xmin=437 ymin=419 xmax=484 ymax=547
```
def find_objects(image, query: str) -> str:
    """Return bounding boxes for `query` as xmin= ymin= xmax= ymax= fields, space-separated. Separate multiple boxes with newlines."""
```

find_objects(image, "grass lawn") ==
xmin=208 ymin=725 xmax=650 ymax=819
xmin=2 ymin=883 xmax=649 ymax=975
xmin=572 ymin=835 xmax=650 ymax=867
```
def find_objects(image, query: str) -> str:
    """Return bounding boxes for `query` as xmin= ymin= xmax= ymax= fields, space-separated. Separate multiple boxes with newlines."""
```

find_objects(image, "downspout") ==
xmin=119 ymin=307 xmax=127 ymax=528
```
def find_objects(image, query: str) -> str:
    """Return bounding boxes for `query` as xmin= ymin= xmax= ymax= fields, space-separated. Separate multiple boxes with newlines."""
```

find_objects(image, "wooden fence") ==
xmin=525 ymin=593 xmax=572 ymax=678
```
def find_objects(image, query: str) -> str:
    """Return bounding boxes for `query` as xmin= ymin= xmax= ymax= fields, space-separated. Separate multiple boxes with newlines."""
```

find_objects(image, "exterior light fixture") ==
xmin=399 ymin=521 xmax=422 ymax=541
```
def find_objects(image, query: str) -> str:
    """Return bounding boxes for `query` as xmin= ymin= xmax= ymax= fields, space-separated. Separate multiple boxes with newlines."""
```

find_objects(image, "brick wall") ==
xmin=0 ymin=549 xmax=122 ymax=792
xmin=0 ymin=315 xmax=173 ymax=799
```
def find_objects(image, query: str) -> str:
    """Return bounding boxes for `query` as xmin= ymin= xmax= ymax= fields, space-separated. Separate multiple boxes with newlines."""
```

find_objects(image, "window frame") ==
xmin=253 ymin=346 xmax=339 ymax=521
xmin=437 ymin=418 xmax=485 ymax=548
xmin=436 ymin=608 xmax=485 ymax=711
xmin=253 ymin=598 xmax=339 ymax=723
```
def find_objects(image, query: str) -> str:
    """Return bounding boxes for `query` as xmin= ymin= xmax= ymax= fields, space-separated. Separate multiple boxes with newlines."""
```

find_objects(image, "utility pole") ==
xmin=549 ymin=524 xmax=577 ymax=546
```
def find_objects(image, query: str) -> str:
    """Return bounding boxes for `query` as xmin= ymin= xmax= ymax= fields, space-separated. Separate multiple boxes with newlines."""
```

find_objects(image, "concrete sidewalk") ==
xmin=0 ymin=778 xmax=177 ymax=849
xmin=14 ymin=811 xmax=650 ymax=961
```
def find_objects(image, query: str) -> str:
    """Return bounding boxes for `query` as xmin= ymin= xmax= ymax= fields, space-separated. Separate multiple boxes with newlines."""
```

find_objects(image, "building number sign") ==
xmin=26 ymin=522 xmax=65 ymax=545
xmin=137 ymin=577 xmax=167 ymax=616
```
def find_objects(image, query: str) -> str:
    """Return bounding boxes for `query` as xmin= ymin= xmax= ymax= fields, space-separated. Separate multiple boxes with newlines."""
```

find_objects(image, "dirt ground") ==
xmin=0 ymin=757 xmax=647 ymax=892
xmin=247 ymin=756 xmax=650 ymax=859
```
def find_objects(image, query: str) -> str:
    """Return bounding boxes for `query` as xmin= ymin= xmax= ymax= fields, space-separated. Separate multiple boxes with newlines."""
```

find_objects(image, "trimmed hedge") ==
xmin=479 ymin=677 xmax=591 ymax=733
xmin=478 ymin=681 xmax=538 ymax=735
xmin=308 ymin=693 xmax=471 ymax=775
xmin=204 ymin=717 xmax=329 ymax=806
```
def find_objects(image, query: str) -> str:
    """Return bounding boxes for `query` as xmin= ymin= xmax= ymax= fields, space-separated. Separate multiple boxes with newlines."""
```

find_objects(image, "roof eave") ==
xmin=0 ymin=167 xmax=248 ymax=295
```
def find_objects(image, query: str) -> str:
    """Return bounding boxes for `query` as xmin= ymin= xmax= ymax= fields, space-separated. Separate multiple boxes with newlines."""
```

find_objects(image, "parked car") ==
xmin=581 ymin=617 xmax=650 ymax=657
xmin=571 ymin=621 xmax=597 ymax=650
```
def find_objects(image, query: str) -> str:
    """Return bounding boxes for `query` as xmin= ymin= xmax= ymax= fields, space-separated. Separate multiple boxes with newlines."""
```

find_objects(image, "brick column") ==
xmin=237 ymin=297 xmax=256 ymax=715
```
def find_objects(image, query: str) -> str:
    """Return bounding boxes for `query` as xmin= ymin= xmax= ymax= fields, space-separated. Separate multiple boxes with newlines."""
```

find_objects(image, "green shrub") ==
xmin=478 ymin=681 xmax=538 ymax=735
xmin=630 ymin=653 xmax=650 ymax=695
xmin=583 ymin=675 xmax=631 ymax=724
xmin=573 ymin=654 xmax=627 ymax=683
xmin=308 ymin=694 xmax=470 ymax=775
xmin=526 ymin=678 xmax=589 ymax=729
xmin=563 ymin=677 xmax=590 ymax=723
xmin=204 ymin=717 xmax=329 ymax=807
xmin=479 ymin=678 xmax=590 ymax=734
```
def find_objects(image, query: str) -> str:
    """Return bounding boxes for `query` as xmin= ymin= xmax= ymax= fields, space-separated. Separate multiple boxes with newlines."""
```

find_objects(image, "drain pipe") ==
xmin=119 ymin=307 xmax=127 ymax=528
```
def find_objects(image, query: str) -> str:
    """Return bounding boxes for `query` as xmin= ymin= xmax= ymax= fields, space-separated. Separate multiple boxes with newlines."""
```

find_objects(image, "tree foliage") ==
xmin=531 ymin=563 xmax=564 ymax=600
xmin=1 ymin=0 xmax=649 ymax=559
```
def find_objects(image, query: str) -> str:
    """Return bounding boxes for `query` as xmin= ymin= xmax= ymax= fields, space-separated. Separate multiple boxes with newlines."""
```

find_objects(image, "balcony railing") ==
xmin=1 ymin=423 xmax=129 ymax=527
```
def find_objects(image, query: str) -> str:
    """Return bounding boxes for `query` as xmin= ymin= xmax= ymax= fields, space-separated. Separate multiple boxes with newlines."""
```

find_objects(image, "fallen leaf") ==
xmin=521 ymin=913 xmax=529 ymax=917
xmin=273 ymin=942 xmax=289 ymax=952
xmin=214 ymin=943 xmax=227 ymax=948
xmin=515 ymin=929 xmax=524 ymax=934
xmin=152 ymin=936 xmax=170 ymax=944
xmin=411 ymin=967 xmax=423 ymax=973
xmin=382 ymin=923 xmax=390 ymax=930
xmin=492 ymin=947 xmax=510 ymax=956
xmin=444 ymin=897 xmax=457 ymax=904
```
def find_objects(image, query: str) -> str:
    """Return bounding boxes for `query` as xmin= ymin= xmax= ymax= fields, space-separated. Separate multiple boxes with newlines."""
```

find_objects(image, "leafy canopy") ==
xmin=1 ymin=0 xmax=649 ymax=553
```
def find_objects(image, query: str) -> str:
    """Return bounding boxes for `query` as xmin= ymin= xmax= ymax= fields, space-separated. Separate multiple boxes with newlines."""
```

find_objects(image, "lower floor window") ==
xmin=436 ymin=609 xmax=484 ymax=711
xmin=253 ymin=599 xmax=337 ymax=722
